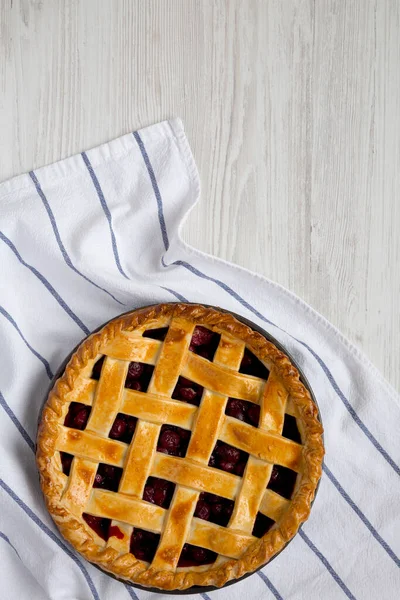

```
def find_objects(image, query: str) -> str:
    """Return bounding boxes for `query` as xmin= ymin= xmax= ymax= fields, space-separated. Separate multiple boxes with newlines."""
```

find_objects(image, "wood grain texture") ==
xmin=0 ymin=0 xmax=399 ymax=391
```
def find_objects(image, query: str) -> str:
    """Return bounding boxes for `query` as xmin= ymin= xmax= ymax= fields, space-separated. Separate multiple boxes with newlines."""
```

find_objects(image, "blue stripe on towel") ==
xmin=0 ymin=231 xmax=89 ymax=335
xmin=133 ymin=131 xmax=169 ymax=252
xmin=0 ymin=530 xmax=21 ymax=560
xmin=0 ymin=391 xmax=35 ymax=452
xmin=0 ymin=306 xmax=53 ymax=379
xmin=160 ymin=286 xmax=189 ymax=302
xmin=29 ymin=170 xmax=126 ymax=305
xmin=299 ymin=530 xmax=357 ymax=600
xmin=257 ymin=571 xmax=284 ymax=600
xmin=124 ymin=584 xmax=139 ymax=599
xmin=323 ymin=464 xmax=400 ymax=568
xmin=81 ymin=152 xmax=129 ymax=280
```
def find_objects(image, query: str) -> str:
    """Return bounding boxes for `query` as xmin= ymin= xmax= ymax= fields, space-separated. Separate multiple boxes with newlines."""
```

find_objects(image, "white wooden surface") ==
xmin=1 ymin=0 xmax=399 ymax=392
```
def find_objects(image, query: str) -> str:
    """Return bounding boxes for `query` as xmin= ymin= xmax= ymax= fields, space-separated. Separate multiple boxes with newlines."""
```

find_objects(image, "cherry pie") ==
xmin=37 ymin=303 xmax=324 ymax=590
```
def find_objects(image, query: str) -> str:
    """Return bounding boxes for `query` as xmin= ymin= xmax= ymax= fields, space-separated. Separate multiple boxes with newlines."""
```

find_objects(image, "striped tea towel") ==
xmin=0 ymin=118 xmax=399 ymax=600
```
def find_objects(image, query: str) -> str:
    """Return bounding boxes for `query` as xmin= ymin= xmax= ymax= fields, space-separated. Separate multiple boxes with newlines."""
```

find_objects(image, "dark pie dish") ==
xmin=36 ymin=303 xmax=324 ymax=592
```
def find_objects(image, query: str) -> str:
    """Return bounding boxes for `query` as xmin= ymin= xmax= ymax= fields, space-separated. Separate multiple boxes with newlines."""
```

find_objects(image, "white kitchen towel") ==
xmin=0 ymin=118 xmax=399 ymax=600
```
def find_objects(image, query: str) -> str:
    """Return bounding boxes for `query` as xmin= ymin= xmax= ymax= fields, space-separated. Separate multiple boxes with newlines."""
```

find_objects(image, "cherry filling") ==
xmin=225 ymin=398 xmax=260 ymax=426
xmin=189 ymin=326 xmax=221 ymax=361
xmin=142 ymin=477 xmax=175 ymax=509
xmin=267 ymin=465 xmax=297 ymax=499
xmin=194 ymin=492 xmax=234 ymax=527
xmin=60 ymin=452 xmax=73 ymax=475
xmin=157 ymin=424 xmax=191 ymax=457
xmin=108 ymin=412 xmax=137 ymax=443
xmin=172 ymin=376 xmax=204 ymax=406
xmin=91 ymin=356 xmax=105 ymax=380
xmin=125 ymin=361 xmax=154 ymax=392
xmin=130 ymin=529 xmax=160 ymax=562
xmin=93 ymin=464 xmax=123 ymax=492
xmin=178 ymin=543 xmax=217 ymax=568
xmin=209 ymin=440 xmax=249 ymax=476
xmin=109 ymin=525 xmax=124 ymax=540
xmin=282 ymin=414 xmax=301 ymax=443
xmin=82 ymin=514 xmax=110 ymax=541
xmin=239 ymin=349 xmax=270 ymax=379
xmin=61 ymin=402 xmax=91 ymax=476
xmin=143 ymin=327 xmax=169 ymax=341
xmin=252 ymin=512 xmax=275 ymax=538
xmin=64 ymin=402 xmax=91 ymax=430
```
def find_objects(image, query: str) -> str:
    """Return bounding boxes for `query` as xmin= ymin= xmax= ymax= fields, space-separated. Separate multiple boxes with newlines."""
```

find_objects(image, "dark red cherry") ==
xmin=211 ymin=503 xmax=224 ymax=520
xmin=109 ymin=416 xmax=127 ymax=440
xmin=223 ymin=503 xmax=233 ymax=520
xmin=177 ymin=543 xmax=216 ymax=567
xmin=282 ymin=414 xmax=302 ymax=443
xmin=143 ymin=478 xmax=174 ymax=508
xmin=240 ymin=349 xmax=270 ymax=378
xmin=191 ymin=326 xmax=214 ymax=347
xmin=93 ymin=464 xmax=122 ymax=491
xmin=91 ymin=356 xmax=105 ymax=380
xmin=82 ymin=514 xmax=110 ymax=540
xmin=206 ymin=496 xmax=235 ymax=526
xmin=127 ymin=362 xmax=144 ymax=379
xmin=235 ymin=461 xmax=247 ymax=476
xmin=205 ymin=493 xmax=220 ymax=504
xmin=172 ymin=378 xmax=203 ymax=406
xmin=133 ymin=529 xmax=144 ymax=544
xmin=126 ymin=416 xmax=137 ymax=437
xmin=154 ymin=487 xmax=168 ymax=507
xmin=179 ymin=377 xmax=195 ymax=387
xmin=247 ymin=404 xmax=260 ymax=426
xmin=72 ymin=406 xmax=90 ymax=430
xmin=150 ymin=478 xmax=171 ymax=507
xmin=241 ymin=351 xmax=253 ymax=368
xmin=102 ymin=465 xmax=116 ymax=479
xmin=252 ymin=513 xmax=274 ymax=538
xmin=267 ymin=465 xmax=297 ymax=500
xmin=196 ymin=348 xmax=211 ymax=360
xmin=178 ymin=428 xmax=191 ymax=442
xmin=191 ymin=547 xmax=208 ymax=562
xmin=94 ymin=473 xmax=104 ymax=487
xmin=157 ymin=425 xmax=190 ymax=457
xmin=130 ymin=529 xmax=160 ymax=562
xmin=60 ymin=452 xmax=73 ymax=475
xmin=219 ymin=460 xmax=235 ymax=473
xmin=208 ymin=497 xmax=234 ymax=526
xmin=194 ymin=499 xmax=211 ymax=521
xmin=126 ymin=380 xmax=142 ymax=391
xmin=226 ymin=398 xmax=246 ymax=421
xmin=158 ymin=429 xmax=181 ymax=452
xmin=178 ymin=387 xmax=198 ymax=402
xmin=216 ymin=443 xmax=241 ymax=463
xmin=154 ymin=478 xmax=169 ymax=491
xmin=143 ymin=485 xmax=155 ymax=504
xmin=269 ymin=466 xmax=279 ymax=484
xmin=143 ymin=327 xmax=168 ymax=341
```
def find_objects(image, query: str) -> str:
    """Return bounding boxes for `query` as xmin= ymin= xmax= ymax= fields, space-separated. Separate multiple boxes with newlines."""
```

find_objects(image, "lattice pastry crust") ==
xmin=37 ymin=303 xmax=324 ymax=590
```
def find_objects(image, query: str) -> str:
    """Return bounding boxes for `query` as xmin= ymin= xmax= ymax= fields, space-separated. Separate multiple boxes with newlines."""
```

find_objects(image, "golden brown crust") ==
xmin=36 ymin=303 xmax=324 ymax=591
